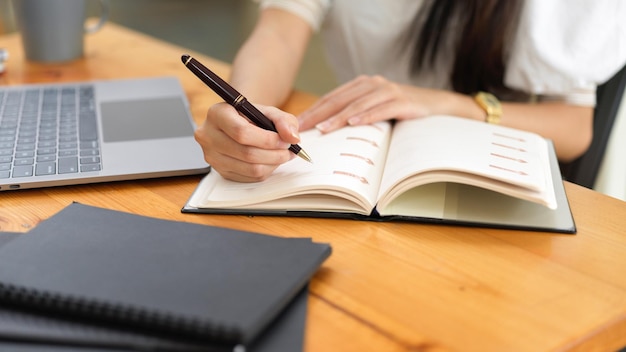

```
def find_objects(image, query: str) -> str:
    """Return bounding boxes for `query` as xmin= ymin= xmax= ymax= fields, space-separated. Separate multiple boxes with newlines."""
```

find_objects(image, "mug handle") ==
xmin=85 ymin=0 xmax=110 ymax=34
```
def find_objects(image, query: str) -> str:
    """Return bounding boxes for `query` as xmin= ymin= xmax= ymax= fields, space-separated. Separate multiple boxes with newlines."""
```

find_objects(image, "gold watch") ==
xmin=474 ymin=92 xmax=502 ymax=124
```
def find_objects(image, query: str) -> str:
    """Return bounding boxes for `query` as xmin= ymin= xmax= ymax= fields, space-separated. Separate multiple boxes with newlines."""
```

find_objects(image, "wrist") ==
xmin=444 ymin=91 xmax=487 ymax=121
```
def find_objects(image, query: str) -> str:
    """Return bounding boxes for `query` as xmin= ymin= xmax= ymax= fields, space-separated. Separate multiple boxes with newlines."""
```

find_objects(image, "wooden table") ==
xmin=1 ymin=22 xmax=626 ymax=352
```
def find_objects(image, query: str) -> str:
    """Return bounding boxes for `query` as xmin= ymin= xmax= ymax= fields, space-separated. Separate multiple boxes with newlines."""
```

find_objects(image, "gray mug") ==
xmin=12 ymin=0 xmax=109 ymax=62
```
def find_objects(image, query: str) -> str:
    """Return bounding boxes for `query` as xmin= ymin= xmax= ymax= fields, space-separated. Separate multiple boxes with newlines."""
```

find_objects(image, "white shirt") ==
xmin=259 ymin=0 xmax=626 ymax=107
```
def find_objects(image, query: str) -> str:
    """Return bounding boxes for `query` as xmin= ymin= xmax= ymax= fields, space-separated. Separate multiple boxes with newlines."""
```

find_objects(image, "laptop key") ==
xmin=80 ymin=149 xmax=100 ymax=156
xmin=79 ymin=111 xmax=98 ymax=141
xmin=38 ymin=141 xmax=57 ymax=148
xmin=17 ymin=137 xmax=36 ymax=144
xmin=80 ymin=156 xmax=100 ymax=164
xmin=59 ymin=150 xmax=78 ymax=157
xmin=59 ymin=142 xmax=77 ymax=150
xmin=16 ymin=144 xmax=35 ymax=151
xmin=15 ymin=150 xmax=35 ymax=158
xmin=14 ymin=158 xmax=34 ymax=166
xmin=35 ymin=162 xmax=56 ymax=176
xmin=36 ymin=155 xmax=56 ymax=162
xmin=80 ymin=164 xmax=101 ymax=172
xmin=12 ymin=165 xmax=33 ymax=177
xmin=58 ymin=157 xmax=78 ymax=173
xmin=37 ymin=147 xmax=57 ymax=155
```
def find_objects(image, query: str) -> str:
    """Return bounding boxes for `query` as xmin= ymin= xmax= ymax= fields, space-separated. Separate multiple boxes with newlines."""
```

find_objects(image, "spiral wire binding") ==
xmin=0 ymin=282 xmax=242 ymax=345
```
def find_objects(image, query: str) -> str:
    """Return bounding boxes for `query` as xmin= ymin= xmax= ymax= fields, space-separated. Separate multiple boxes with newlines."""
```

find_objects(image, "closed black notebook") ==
xmin=0 ymin=282 xmax=309 ymax=352
xmin=0 ymin=204 xmax=331 ymax=351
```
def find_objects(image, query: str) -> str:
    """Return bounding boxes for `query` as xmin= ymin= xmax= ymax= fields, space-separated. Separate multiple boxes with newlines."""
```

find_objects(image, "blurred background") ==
xmin=2 ymin=1 xmax=626 ymax=200
xmin=0 ymin=0 xmax=336 ymax=95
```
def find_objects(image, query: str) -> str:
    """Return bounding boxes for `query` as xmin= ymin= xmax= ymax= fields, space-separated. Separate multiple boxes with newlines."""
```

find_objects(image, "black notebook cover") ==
xmin=0 ymin=204 xmax=330 ymax=351
xmin=0 ymin=232 xmax=19 ymax=247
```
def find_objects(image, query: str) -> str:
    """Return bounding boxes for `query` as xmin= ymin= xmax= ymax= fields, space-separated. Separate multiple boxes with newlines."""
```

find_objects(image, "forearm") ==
xmin=443 ymin=92 xmax=594 ymax=162
xmin=229 ymin=8 xmax=312 ymax=107
xmin=300 ymin=75 xmax=593 ymax=162
xmin=501 ymin=102 xmax=593 ymax=162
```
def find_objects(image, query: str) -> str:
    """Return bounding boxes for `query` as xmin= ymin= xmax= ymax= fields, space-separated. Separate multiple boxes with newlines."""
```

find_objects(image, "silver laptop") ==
xmin=0 ymin=76 xmax=210 ymax=191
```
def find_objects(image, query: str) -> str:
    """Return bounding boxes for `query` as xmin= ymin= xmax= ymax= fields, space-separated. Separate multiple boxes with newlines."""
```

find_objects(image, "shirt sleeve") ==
xmin=505 ymin=0 xmax=626 ymax=106
xmin=256 ymin=0 xmax=330 ymax=31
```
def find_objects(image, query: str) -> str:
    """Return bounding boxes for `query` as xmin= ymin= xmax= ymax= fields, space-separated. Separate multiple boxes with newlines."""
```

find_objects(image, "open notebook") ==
xmin=183 ymin=116 xmax=576 ymax=233
xmin=0 ymin=76 xmax=210 ymax=191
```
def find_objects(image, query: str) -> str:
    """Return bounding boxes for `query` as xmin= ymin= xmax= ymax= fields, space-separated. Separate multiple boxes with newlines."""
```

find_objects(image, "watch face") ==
xmin=475 ymin=92 xmax=502 ymax=124
xmin=483 ymin=93 xmax=499 ymax=107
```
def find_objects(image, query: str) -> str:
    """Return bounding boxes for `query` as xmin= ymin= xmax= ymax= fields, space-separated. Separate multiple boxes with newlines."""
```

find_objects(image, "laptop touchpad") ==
xmin=100 ymin=97 xmax=194 ymax=142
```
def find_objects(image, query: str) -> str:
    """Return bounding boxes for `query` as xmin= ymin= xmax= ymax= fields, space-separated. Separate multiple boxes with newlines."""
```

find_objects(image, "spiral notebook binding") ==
xmin=0 ymin=282 xmax=242 ymax=344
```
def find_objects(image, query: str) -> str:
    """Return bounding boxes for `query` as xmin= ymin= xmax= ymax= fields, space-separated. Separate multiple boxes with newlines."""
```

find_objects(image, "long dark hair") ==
xmin=411 ymin=0 xmax=526 ymax=101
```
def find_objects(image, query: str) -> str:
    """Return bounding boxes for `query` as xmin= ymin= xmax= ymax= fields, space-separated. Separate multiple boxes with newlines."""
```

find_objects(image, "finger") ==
xmin=298 ymin=76 xmax=377 ymax=131
xmin=346 ymin=99 xmax=415 ymax=127
xmin=211 ymin=152 xmax=289 ymax=183
xmin=298 ymin=78 xmax=368 ymax=129
xmin=197 ymin=103 xmax=295 ymax=181
xmin=318 ymin=95 xmax=391 ymax=132
xmin=255 ymin=105 xmax=301 ymax=144
xmin=196 ymin=123 xmax=293 ymax=182
xmin=209 ymin=103 xmax=292 ymax=151
xmin=314 ymin=82 xmax=401 ymax=132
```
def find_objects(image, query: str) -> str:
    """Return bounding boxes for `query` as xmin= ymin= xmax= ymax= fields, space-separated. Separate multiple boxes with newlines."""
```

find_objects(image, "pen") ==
xmin=181 ymin=54 xmax=312 ymax=163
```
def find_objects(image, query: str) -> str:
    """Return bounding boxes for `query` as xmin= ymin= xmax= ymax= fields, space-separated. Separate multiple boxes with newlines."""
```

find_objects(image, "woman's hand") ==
xmin=194 ymin=102 xmax=301 ymax=182
xmin=297 ymin=75 xmax=448 ymax=132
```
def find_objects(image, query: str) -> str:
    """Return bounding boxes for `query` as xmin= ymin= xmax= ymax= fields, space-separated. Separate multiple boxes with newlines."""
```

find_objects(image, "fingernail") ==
xmin=289 ymin=125 xmax=300 ymax=140
xmin=348 ymin=116 xmax=360 ymax=125
xmin=315 ymin=121 xmax=330 ymax=133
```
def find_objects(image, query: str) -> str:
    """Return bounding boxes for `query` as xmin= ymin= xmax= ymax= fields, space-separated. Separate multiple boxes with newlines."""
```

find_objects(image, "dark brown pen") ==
xmin=181 ymin=54 xmax=312 ymax=163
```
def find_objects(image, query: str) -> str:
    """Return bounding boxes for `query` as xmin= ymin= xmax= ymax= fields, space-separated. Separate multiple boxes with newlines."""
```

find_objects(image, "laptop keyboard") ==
xmin=0 ymin=84 xmax=102 ymax=179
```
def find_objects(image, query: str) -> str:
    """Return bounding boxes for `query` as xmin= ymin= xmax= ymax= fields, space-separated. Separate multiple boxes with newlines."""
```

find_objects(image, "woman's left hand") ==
xmin=297 ymin=74 xmax=595 ymax=163
xmin=297 ymin=75 xmax=448 ymax=132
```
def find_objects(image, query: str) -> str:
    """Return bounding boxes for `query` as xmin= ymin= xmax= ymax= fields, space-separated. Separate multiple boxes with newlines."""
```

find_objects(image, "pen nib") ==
xmin=298 ymin=149 xmax=313 ymax=163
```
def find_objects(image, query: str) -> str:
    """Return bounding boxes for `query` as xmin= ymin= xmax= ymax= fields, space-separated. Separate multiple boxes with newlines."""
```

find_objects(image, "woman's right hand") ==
xmin=194 ymin=102 xmax=301 ymax=182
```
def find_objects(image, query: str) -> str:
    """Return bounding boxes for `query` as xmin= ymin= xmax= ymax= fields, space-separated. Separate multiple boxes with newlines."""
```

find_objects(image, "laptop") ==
xmin=0 ymin=76 xmax=210 ymax=191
